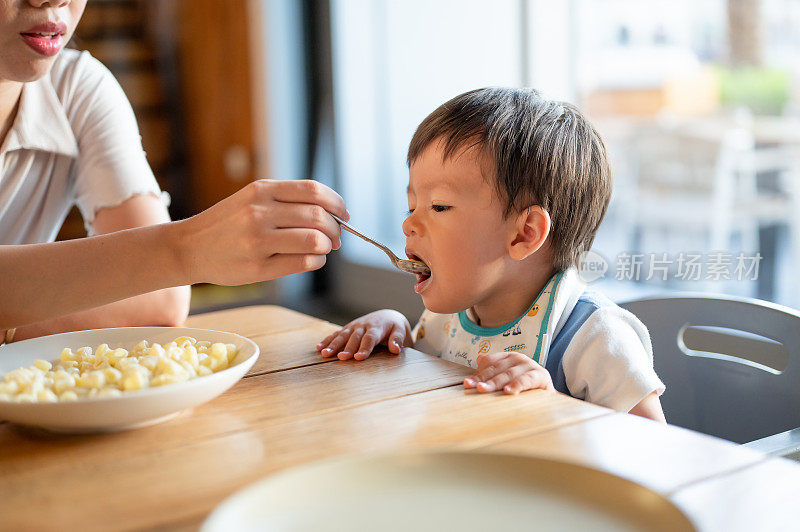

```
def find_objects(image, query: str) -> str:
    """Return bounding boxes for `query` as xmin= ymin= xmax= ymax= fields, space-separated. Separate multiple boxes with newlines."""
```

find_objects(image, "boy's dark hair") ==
xmin=407 ymin=87 xmax=612 ymax=271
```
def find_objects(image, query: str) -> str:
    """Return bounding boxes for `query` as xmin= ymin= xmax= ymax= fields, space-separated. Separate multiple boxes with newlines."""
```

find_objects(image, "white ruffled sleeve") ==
xmin=67 ymin=52 xmax=163 ymax=233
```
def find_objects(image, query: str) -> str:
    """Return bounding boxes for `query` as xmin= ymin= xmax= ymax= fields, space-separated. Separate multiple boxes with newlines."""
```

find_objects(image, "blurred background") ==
xmin=58 ymin=0 xmax=800 ymax=323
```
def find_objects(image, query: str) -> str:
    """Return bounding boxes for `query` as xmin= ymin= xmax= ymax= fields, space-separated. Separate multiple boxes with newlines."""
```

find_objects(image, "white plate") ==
xmin=203 ymin=451 xmax=695 ymax=532
xmin=0 ymin=327 xmax=258 ymax=433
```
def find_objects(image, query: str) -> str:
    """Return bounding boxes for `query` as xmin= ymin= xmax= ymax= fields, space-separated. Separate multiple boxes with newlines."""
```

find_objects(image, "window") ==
xmin=323 ymin=0 xmax=800 ymax=314
xmin=329 ymin=0 xmax=575 ymax=315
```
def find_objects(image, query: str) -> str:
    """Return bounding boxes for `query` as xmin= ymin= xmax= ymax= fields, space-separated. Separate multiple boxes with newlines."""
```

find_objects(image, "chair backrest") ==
xmin=620 ymin=294 xmax=800 ymax=444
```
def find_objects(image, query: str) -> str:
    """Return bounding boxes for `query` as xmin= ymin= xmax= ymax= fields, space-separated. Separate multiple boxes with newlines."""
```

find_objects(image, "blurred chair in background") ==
xmin=616 ymin=112 xmax=800 ymax=300
xmin=628 ymin=117 xmax=759 ymax=256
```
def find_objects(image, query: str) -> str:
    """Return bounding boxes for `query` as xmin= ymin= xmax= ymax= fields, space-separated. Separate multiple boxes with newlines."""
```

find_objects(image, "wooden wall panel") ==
xmin=176 ymin=0 xmax=259 ymax=213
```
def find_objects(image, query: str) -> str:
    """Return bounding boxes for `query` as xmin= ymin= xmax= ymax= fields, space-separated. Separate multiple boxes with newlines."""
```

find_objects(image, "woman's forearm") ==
xmin=12 ymin=285 xmax=191 ymax=342
xmin=0 ymin=222 xmax=188 ymax=329
xmin=1 ymin=179 xmax=351 ymax=331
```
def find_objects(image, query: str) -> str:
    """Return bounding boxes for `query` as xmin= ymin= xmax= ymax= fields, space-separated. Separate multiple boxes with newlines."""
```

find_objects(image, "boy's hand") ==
xmin=464 ymin=352 xmax=554 ymax=395
xmin=317 ymin=310 xmax=412 ymax=361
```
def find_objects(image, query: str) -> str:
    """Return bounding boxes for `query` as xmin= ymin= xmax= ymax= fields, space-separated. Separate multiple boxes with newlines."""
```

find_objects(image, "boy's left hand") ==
xmin=464 ymin=352 xmax=554 ymax=395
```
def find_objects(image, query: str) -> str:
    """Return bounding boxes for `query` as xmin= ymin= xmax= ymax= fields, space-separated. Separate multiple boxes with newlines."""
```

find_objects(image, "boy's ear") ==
xmin=508 ymin=206 xmax=551 ymax=261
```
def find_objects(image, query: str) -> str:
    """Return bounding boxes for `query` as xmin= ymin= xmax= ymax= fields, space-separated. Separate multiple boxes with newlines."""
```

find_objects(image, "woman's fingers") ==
xmin=268 ymin=202 xmax=342 ymax=250
xmin=260 ymin=253 xmax=328 ymax=280
xmin=264 ymin=179 xmax=349 ymax=221
xmin=180 ymin=179 xmax=351 ymax=287
xmin=266 ymin=228 xmax=334 ymax=256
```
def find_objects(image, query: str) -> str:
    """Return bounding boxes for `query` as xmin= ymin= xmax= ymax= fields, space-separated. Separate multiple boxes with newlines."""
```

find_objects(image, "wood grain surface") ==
xmin=1 ymin=305 xmax=798 ymax=531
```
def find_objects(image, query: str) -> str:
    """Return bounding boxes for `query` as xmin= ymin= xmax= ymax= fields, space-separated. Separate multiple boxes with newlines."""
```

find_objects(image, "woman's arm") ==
xmin=0 ymin=179 xmax=348 ymax=331
xmin=12 ymin=195 xmax=191 ymax=341
xmin=1 ymin=220 xmax=185 ymax=331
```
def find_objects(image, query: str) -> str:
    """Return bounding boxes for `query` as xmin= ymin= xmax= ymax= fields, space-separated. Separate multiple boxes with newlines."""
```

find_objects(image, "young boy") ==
xmin=316 ymin=87 xmax=666 ymax=421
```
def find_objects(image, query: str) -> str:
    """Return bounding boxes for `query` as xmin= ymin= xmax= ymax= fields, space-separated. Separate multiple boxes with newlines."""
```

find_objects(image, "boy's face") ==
xmin=404 ymin=142 xmax=517 ymax=314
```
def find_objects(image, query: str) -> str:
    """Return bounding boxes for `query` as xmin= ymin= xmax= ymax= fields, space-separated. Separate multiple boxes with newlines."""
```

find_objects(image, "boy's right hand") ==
xmin=317 ymin=310 xmax=412 ymax=361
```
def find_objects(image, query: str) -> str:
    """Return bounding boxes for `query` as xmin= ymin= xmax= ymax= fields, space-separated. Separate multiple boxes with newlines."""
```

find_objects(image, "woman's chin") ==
xmin=10 ymin=59 xmax=56 ymax=82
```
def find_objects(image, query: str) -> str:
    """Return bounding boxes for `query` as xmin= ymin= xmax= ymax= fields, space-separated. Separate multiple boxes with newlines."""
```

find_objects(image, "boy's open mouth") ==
xmin=407 ymin=252 xmax=432 ymax=294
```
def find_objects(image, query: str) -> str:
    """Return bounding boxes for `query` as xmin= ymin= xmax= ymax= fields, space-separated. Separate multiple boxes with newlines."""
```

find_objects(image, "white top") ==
xmin=0 ymin=49 xmax=163 ymax=245
xmin=412 ymin=268 xmax=665 ymax=412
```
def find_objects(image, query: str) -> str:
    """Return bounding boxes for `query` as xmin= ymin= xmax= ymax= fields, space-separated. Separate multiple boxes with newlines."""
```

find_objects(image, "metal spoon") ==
xmin=330 ymin=214 xmax=431 ymax=276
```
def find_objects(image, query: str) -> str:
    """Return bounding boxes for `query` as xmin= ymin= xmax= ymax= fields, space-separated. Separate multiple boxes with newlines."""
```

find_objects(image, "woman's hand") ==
xmin=464 ymin=352 xmax=554 ymax=395
xmin=317 ymin=310 xmax=412 ymax=361
xmin=0 ymin=179 xmax=348 ymax=330
xmin=176 ymin=179 xmax=349 ymax=286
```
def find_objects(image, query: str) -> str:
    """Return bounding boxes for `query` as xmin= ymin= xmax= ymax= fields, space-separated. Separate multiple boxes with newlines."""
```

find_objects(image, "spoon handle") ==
xmin=330 ymin=214 xmax=399 ymax=262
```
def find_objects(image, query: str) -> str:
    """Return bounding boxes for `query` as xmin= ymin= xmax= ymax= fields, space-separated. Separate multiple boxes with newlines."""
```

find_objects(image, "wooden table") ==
xmin=2 ymin=305 xmax=800 ymax=530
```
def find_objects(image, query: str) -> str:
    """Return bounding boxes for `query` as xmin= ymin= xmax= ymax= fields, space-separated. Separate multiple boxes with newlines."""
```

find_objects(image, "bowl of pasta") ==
xmin=0 ymin=327 xmax=259 ymax=433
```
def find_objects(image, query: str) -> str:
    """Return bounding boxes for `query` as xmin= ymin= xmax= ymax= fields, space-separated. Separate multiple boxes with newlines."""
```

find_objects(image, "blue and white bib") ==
xmin=411 ymin=268 xmax=665 ymax=412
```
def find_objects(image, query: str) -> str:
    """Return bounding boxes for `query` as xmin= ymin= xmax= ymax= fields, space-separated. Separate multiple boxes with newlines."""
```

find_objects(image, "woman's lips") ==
xmin=20 ymin=33 xmax=64 ymax=57
xmin=20 ymin=21 xmax=67 ymax=57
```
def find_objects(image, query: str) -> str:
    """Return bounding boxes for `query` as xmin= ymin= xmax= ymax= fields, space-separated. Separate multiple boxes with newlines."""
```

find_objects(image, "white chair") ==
xmin=619 ymin=294 xmax=800 ymax=444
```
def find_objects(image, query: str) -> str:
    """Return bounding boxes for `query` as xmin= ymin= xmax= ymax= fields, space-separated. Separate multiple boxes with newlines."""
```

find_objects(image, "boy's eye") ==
xmin=431 ymin=205 xmax=451 ymax=212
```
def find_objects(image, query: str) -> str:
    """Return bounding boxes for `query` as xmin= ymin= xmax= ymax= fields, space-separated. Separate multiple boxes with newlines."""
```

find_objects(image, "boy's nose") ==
xmin=402 ymin=213 xmax=418 ymax=237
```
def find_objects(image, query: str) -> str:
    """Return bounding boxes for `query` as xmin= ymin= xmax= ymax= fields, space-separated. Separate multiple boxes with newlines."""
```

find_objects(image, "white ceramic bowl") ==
xmin=0 ymin=327 xmax=259 ymax=433
xmin=202 ymin=451 xmax=695 ymax=532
